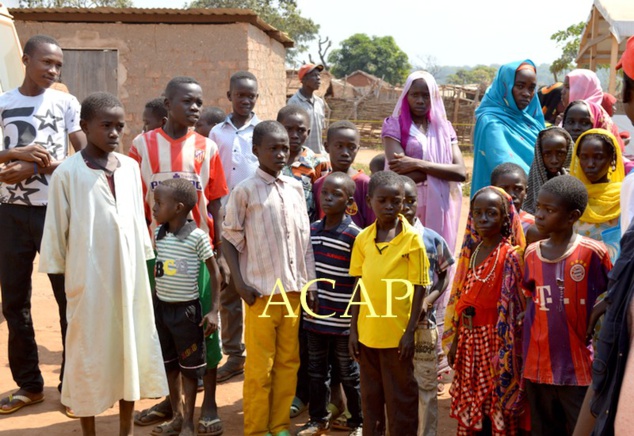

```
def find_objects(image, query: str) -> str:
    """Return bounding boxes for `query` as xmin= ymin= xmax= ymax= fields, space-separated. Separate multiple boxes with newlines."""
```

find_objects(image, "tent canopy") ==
xmin=576 ymin=0 xmax=634 ymax=94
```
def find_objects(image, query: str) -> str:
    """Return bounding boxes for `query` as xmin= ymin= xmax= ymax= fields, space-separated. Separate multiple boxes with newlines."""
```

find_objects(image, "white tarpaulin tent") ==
xmin=576 ymin=0 xmax=634 ymax=94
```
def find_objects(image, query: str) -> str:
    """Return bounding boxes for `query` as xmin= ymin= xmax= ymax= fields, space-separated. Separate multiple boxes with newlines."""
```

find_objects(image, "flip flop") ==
xmin=198 ymin=417 xmax=223 ymax=435
xmin=65 ymin=406 xmax=79 ymax=419
xmin=0 ymin=393 xmax=44 ymax=415
xmin=326 ymin=402 xmax=343 ymax=420
xmin=134 ymin=400 xmax=173 ymax=426
xmin=290 ymin=396 xmax=307 ymax=418
xmin=150 ymin=417 xmax=182 ymax=436
xmin=331 ymin=410 xmax=353 ymax=430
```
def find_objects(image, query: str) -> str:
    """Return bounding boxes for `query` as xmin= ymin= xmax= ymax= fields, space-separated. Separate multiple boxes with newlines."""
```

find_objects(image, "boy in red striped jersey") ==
xmin=129 ymin=76 xmax=228 ymax=435
xmin=523 ymin=175 xmax=611 ymax=435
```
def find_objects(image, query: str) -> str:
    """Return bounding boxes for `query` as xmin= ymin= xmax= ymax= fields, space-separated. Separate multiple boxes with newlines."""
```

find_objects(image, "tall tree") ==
xmin=327 ymin=33 xmax=410 ymax=86
xmin=446 ymin=65 xmax=497 ymax=87
xmin=550 ymin=21 xmax=585 ymax=82
xmin=187 ymin=0 xmax=319 ymax=62
xmin=19 ymin=0 xmax=132 ymax=6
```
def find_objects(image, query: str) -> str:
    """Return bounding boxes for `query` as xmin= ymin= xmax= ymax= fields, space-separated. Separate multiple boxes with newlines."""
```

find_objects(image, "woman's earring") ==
xmin=611 ymin=160 xmax=617 ymax=172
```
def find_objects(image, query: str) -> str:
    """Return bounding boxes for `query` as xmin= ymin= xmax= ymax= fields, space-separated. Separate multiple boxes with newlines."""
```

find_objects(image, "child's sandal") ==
xmin=150 ymin=417 xmax=182 ymax=436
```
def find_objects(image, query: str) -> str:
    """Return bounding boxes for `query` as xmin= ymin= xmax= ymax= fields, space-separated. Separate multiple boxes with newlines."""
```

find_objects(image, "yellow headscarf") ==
xmin=569 ymin=128 xmax=624 ymax=224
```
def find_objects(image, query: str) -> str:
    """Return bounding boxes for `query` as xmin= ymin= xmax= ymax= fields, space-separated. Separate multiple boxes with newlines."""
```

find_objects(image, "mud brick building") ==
xmin=10 ymin=7 xmax=293 ymax=149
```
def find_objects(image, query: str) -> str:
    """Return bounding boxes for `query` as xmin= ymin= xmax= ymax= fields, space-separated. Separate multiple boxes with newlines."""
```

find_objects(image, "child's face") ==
xmin=367 ymin=184 xmax=403 ymax=223
xmin=471 ymin=190 xmax=505 ymax=239
xmin=406 ymin=79 xmax=431 ymax=119
xmin=320 ymin=177 xmax=352 ymax=217
xmin=152 ymin=185 xmax=180 ymax=224
xmin=401 ymin=181 xmax=418 ymax=225
xmin=23 ymin=42 xmax=63 ymax=90
xmin=541 ymin=135 xmax=569 ymax=175
xmin=253 ymin=130 xmax=290 ymax=177
xmin=326 ymin=129 xmax=360 ymax=172
xmin=81 ymin=106 xmax=125 ymax=155
xmin=142 ymin=108 xmax=165 ymax=133
xmin=228 ymin=79 xmax=258 ymax=117
xmin=563 ymin=104 xmax=593 ymax=143
xmin=194 ymin=119 xmax=215 ymax=138
xmin=493 ymin=172 xmax=526 ymax=212
xmin=166 ymin=83 xmax=203 ymax=128
xmin=512 ymin=69 xmax=537 ymax=111
xmin=577 ymin=137 xmax=613 ymax=184
xmin=279 ymin=113 xmax=310 ymax=155
xmin=534 ymin=190 xmax=576 ymax=236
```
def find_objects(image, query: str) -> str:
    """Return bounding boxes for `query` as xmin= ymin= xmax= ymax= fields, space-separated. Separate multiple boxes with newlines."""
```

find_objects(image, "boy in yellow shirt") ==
xmin=348 ymin=171 xmax=430 ymax=435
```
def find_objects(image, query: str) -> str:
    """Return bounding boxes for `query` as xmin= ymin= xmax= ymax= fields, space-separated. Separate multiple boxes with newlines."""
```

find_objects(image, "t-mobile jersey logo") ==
xmin=536 ymin=285 xmax=552 ymax=311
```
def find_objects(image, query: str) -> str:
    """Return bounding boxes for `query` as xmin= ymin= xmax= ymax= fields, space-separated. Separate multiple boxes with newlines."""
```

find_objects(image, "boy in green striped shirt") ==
xmin=152 ymin=178 xmax=222 ymax=436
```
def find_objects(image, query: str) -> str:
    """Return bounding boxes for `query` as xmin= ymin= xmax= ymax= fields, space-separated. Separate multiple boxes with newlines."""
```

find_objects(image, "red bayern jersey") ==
xmin=522 ymin=235 xmax=612 ymax=386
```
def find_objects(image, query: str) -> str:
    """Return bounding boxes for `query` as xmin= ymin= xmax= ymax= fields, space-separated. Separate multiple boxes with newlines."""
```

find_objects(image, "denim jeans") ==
xmin=0 ymin=203 xmax=67 ymax=393
xmin=305 ymin=330 xmax=362 ymax=426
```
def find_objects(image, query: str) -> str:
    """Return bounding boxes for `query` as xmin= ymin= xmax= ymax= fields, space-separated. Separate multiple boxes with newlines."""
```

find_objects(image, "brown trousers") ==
xmin=359 ymin=344 xmax=418 ymax=436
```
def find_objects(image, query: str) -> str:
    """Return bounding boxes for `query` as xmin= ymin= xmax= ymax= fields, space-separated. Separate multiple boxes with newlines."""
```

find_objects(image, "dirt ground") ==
xmin=0 ymin=148 xmax=470 ymax=435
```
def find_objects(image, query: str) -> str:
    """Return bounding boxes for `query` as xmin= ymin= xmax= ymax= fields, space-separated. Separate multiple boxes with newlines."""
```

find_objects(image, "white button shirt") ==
xmin=209 ymin=114 xmax=260 ymax=192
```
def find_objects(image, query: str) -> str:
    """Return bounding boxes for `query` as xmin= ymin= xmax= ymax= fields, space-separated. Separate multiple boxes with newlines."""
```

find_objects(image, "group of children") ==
xmin=2 ymin=33 xmax=633 ymax=436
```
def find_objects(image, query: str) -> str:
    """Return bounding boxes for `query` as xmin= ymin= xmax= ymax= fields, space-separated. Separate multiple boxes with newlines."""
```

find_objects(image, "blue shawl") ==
xmin=471 ymin=60 xmax=545 ymax=196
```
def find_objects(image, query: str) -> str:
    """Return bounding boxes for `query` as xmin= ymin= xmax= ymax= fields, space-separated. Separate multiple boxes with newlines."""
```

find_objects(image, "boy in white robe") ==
xmin=39 ymin=92 xmax=168 ymax=435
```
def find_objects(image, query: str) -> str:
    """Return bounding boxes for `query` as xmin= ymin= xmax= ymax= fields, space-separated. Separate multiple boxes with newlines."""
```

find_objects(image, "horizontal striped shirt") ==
xmin=304 ymin=215 xmax=361 ymax=335
xmin=154 ymin=222 xmax=214 ymax=303
xmin=222 ymin=168 xmax=317 ymax=295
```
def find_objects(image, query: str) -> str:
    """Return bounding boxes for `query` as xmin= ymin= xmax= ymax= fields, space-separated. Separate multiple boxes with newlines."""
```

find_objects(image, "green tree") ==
xmin=19 ymin=0 xmax=132 ymax=6
xmin=187 ymin=0 xmax=319 ymax=62
xmin=549 ymin=21 xmax=585 ymax=82
xmin=327 ymin=33 xmax=410 ymax=86
xmin=446 ymin=65 xmax=497 ymax=87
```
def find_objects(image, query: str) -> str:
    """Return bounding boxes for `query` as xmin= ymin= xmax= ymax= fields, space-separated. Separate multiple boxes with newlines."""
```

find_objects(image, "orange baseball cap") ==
xmin=617 ymin=36 xmax=634 ymax=78
xmin=298 ymin=63 xmax=324 ymax=81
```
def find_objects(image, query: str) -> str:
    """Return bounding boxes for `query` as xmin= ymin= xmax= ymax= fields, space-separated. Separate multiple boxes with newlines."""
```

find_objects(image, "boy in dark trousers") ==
xmin=298 ymin=172 xmax=363 ymax=436
xmin=210 ymin=71 xmax=261 ymax=383
xmin=0 ymin=34 xmax=85 ymax=414
xmin=523 ymin=175 xmax=612 ymax=436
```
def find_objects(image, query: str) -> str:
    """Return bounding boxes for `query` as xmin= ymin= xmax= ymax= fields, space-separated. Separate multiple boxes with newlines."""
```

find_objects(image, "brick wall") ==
xmin=14 ymin=20 xmax=287 ymax=150
xmin=246 ymin=24 xmax=287 ymax=122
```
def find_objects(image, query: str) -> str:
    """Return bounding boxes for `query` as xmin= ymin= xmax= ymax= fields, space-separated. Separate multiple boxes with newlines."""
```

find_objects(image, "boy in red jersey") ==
xmin=129 ymin=76 xmax=228 ymax=435
xmin=523 ymin=175 xmax=611 ymax=436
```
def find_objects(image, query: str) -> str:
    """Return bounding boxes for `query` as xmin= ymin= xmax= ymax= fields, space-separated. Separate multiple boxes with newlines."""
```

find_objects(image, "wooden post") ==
xmin=609 ymin=35 xmax=619 ymax=95
xmin=590 ymin=7 xmax=598 ymax=70
xmin=453 ymin=87 xmax=461 ymax=125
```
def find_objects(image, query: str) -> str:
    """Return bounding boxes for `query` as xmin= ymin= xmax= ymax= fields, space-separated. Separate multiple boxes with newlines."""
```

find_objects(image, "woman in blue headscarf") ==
xmin=471 ymin=60 xmax=546 ymax=195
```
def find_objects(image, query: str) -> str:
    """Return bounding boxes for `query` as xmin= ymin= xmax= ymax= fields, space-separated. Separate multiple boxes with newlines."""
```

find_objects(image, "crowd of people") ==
xmin=1 ymin=32 xmax=634 ymax=436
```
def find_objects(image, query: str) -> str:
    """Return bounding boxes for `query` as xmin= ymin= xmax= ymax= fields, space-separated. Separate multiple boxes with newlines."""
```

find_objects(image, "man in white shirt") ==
xmin=209 ymin=71 xmax=260 ymax=382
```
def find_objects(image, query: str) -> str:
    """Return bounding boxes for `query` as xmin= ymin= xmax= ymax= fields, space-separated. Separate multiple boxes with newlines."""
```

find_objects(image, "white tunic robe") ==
xmin=39 ymin=152 xmax=168 ymax=416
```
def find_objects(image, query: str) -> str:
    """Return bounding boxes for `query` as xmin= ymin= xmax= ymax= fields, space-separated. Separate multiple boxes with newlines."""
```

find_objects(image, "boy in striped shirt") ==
xmin=299 ymin=172 xmax=363 ymax=435
xmin=152 ymin=178 xmax=221 ymax=436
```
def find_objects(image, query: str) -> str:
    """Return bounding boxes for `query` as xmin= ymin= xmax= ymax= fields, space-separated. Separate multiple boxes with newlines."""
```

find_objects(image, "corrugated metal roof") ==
xmin=8 ymin=7 xmax=294 ymax=46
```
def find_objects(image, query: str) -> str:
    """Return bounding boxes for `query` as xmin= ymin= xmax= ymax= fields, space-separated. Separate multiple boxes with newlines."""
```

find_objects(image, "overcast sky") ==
xmin=7 ymin=0 xmax=594 ymax=66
